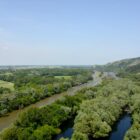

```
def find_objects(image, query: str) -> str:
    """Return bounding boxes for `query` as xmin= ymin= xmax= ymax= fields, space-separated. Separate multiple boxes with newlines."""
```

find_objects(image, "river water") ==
xmin=107 ymin=114 xmax=131 ymax=140
xmin=54 ymin=118 xmax=74 ymax=140
xmin=55 ymin=114 xmax=131 ymax=140
xmin=0 ymin=72 xmax=102 ymax=132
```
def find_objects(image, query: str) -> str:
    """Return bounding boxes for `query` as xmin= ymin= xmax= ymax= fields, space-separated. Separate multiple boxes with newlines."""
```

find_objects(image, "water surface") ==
xmin=54 ymin=119 xmax=74 ymax=140
xmin=108 ymin=114 xmax=131 ymax=140
xmin=0 ymin=72 xmax=101 ymax=132
xmin=54 ymin=114 xmax=131 ymax=140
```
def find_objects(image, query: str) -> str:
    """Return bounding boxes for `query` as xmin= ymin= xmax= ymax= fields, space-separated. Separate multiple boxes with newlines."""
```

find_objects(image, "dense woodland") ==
xmin=0 ymin=57 xmax=140 ymax=140
xmin=0 ymin=83 xmax=101 ymax=140
xmin=72 ymin=79 xmax=138 ymax=139
xmin=0 ymin=68 xmax=92 ymax=116
xmin=1 ymin=77 xmax=140 ymax=140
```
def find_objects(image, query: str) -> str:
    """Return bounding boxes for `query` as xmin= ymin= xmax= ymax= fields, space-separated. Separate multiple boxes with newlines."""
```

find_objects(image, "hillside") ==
xmin=94 ymin=57 xmax=140 ymax=73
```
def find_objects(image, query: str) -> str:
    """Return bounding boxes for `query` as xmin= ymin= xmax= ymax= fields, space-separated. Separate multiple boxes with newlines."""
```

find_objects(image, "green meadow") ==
xmin=54 ymin=76 xmax=72 ymax=80
xmin=0 ymin=80 xmax=14 ymax=91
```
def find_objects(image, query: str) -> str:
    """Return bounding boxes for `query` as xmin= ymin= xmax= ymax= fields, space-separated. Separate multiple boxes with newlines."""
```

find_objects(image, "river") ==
xmin=107 ymin=114 xmax=131 ymax=140
xmin=54 ymin=114 xmax=131 ymax=140
xmin=54 ymin=118 xmax=74 ymax=140
xmin=0 ymin=72 xmax=102 ymax=132
xmin=53 ymin=72 xmax=131 ymax=140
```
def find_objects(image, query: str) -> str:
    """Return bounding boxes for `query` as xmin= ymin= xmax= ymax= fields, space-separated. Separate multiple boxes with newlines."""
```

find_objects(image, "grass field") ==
xmin=0 ymin=72 xmax=13 ymax=76
xmin=0 ymin=80 xmax=14 ymax=91
xmin=55 ymin=76 xmax=72 ymax=80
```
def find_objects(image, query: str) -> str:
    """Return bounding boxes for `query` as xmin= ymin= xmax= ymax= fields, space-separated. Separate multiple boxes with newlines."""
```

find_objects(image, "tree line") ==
xmin=0 ymin=86 xmax=98 ymax=140
xmin=0 ymin=68 xmax=92 ymax=116
xmin=1 ymin=75 xmax=140 ymax=140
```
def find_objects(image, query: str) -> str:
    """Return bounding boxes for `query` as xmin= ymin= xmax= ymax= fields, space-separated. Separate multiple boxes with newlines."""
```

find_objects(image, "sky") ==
xmin=0 ymin=0 xmax=140 ymax=65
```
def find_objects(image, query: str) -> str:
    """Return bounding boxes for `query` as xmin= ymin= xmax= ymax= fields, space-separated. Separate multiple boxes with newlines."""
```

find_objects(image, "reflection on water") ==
xmin=55 ymin=114 xmax=131 ymax=140
xmin=54 ymin=118 xmax=74 ymax=140
xmin=55 ymin=128 xmax=73 ymax=140
xmin=89 ymin=114 xmax=132 ymax=140
xmin=108 ymin=114 xmax=131 ymax=140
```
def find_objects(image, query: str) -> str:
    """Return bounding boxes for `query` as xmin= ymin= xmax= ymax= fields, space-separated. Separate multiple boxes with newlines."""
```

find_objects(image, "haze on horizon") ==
xmin=0 ymin=0 xmax=140 ymax=65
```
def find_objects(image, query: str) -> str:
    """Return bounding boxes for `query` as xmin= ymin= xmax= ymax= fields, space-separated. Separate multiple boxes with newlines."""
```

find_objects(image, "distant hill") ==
xmin=94 ymin=57 xmax=140 ymax=73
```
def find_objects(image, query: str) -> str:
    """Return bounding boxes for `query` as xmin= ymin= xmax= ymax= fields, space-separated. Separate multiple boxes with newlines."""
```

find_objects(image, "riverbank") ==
xmin=53 ymin=110 xmax=132 ymax=140
xmin=0 ymin=72 xmax=102 ymax=132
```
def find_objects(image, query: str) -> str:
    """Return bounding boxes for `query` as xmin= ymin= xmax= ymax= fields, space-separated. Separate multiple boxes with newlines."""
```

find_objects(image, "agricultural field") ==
xmin=0 ymin=80 xmax=14 ymax=91
xmin=54 ymin=76 xmax=72 ymax=80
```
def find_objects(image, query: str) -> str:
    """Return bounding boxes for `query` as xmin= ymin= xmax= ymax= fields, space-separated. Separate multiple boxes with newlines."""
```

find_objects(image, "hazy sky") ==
xmin=0 ymin=0 xmax=140 ymax=65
